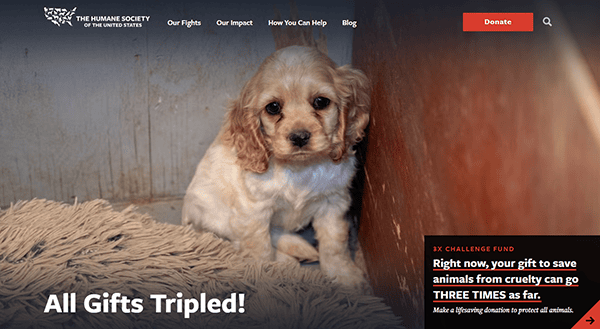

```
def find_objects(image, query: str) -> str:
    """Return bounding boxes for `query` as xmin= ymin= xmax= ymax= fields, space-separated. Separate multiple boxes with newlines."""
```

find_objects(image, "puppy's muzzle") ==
xmin=288 ymin=130 xmax=311 ymax=148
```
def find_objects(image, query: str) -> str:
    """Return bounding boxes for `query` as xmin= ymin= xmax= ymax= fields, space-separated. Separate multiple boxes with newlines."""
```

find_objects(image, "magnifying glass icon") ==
xmin=543 ymin=16 xmax=552 ymax=27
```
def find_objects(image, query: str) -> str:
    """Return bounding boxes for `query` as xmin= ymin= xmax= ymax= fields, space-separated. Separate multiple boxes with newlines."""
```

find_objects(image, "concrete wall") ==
xmin=0 ymin=1 xmax=355 ymax=206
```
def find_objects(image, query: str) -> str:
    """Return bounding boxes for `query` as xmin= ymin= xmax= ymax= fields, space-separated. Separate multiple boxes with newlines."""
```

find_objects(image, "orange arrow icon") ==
xmin=573 ymin=300 xmax=600 ymax=328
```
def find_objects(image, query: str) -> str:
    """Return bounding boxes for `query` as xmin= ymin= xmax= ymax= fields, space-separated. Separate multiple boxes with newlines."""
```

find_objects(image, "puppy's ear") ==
xmin=223 ymin=87 xmax=271 ymax=173
xmin=330 ymin=65 xmax=371 ymax=161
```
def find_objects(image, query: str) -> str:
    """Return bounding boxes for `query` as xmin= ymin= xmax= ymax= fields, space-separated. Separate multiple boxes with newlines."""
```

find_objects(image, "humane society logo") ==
xmin=44 ymin=7 xmax=77 ymax=26
xmin=43 ymin=7 xmax=151 ymax=28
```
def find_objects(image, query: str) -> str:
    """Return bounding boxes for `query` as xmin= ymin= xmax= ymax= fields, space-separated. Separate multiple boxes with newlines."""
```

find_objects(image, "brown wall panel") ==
xmin=352 ymin=2 xmax=600 ymax=328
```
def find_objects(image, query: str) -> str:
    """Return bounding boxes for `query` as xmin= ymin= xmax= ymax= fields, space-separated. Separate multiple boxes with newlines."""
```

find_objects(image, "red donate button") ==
xmin=463 ymin=13 xmax=533 ymax=32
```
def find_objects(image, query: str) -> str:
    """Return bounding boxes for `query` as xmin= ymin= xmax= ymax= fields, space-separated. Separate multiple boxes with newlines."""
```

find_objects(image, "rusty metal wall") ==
xmin=0 ymin=1 xmax=355 ymax=206
xmin=352 ymin=1 xmax=600 ymax=328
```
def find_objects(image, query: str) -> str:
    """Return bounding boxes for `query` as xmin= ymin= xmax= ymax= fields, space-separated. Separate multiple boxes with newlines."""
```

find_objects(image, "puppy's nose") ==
xmin=288 ymin=130 xmax=311 ymax=148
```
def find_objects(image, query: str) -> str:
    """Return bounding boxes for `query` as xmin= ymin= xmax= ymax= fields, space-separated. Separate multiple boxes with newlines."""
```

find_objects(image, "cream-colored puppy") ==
xmin=182 ymin=46 xmax=370 ymax=291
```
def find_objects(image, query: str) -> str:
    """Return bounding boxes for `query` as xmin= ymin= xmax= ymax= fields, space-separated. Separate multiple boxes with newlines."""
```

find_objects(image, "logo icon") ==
xmin=44 ymin=7 xmax=77 ymax=27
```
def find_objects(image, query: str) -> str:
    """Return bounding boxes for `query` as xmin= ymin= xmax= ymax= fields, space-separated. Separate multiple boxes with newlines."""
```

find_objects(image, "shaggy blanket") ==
xmin=0 ymin=199 xmax=401 ymax=329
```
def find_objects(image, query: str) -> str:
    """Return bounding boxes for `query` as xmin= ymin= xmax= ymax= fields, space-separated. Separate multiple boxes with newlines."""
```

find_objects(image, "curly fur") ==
xmin=183 ymin=46 xmax=371 ymax=292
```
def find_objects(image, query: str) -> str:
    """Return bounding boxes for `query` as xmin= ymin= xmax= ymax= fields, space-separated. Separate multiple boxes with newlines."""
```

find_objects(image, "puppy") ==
xmin=182 ymin=46 xmax=370 ymax=291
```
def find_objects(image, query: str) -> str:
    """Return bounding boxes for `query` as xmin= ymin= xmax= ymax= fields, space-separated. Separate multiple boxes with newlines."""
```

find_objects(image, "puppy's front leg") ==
xmin=231 ymin=207 xmax=275 ymax=261
xmin=313 ymin=199 xmax=371 ymax=293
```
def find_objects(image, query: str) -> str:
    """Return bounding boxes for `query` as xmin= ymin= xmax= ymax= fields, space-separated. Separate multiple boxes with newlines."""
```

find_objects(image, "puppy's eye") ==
xmin=312 ymin=97 xmax=330 ymax=110
xmin=265 ymin=102 xmax=281 ymax=115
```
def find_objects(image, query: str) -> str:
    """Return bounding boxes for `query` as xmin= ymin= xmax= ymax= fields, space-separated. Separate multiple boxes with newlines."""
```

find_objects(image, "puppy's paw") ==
xmin=333 ymin=267 xmax=374 ymax=295
xmin=272 ymin=230 xmax=319 ymax=263
xmin=275 ymin=250 xmax=301 ymax=264
xmin=322 ymin=258 xmax=373 ymax=294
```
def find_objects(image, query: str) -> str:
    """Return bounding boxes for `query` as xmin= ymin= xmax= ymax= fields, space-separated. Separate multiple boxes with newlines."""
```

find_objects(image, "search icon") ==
xmin=543 ymin=16 xmax=552 ymax=27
